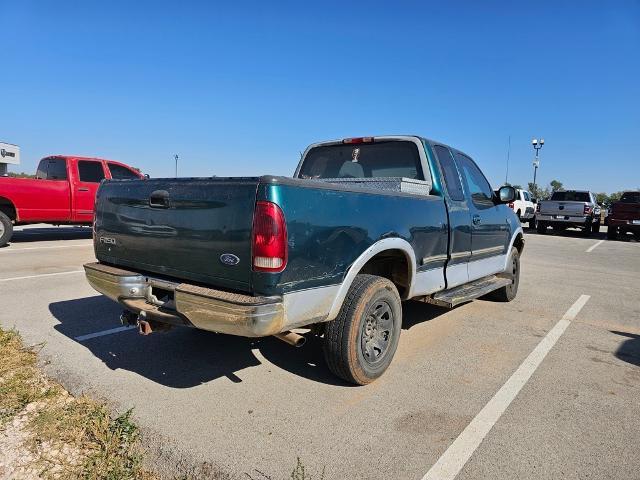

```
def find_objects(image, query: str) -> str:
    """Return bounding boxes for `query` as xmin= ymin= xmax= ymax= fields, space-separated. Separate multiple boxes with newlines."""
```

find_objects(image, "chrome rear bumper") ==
xmin=84 ymin=262 xmax=285 ymax=337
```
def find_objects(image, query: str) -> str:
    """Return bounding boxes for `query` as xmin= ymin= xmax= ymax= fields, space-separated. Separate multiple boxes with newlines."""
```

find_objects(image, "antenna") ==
xmin=505 ymin=135 xmax=511 ymax=184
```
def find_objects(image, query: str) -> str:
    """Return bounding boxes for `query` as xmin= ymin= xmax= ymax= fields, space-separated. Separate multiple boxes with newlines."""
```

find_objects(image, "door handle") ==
xmin=78 ymin=187 xmax=89 ymax=192
xmin=472 ymin=214 xmax=481 ymax=225
xmin=149 ymin=190 xmax=170 ymax=208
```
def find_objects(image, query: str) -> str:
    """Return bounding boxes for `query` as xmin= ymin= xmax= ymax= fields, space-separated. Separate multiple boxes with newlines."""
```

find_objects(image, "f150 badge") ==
xmin=220 ymin=253 xmax=240 ymax=266
xmin=99 ymin=237 xmax=116 ymax=245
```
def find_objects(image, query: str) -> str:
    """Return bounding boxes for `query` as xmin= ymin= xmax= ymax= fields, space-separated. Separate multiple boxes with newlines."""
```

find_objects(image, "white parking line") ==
xmin=0 ymin=270 xmax=84 ymax=282
xmin=585 ymin=239 xmax=605 ymax=253
xmin=75 ymin=326 xmax=136 ymax=342
xmin=0 ymin=244 xmax=93 ymax=253
xmin=421 ymin=294 xmax=591 ymax=480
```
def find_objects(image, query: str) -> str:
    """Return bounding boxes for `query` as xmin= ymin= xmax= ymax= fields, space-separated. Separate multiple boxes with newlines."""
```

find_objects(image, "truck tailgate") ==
xmin=94 ymin=178 xmax=259 ymax=292
xmin=540 ymin=201 xmax=585 ymax=216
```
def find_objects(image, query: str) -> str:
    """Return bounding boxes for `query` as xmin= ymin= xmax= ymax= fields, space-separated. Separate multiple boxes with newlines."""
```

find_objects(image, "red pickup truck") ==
xmin=606 ymin=191 xmax=640 ymax=240
xmin=0 ymin=155 xmax=143 ymax=247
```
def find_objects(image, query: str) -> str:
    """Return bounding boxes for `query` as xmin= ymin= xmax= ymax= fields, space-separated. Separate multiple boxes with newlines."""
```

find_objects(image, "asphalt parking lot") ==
xmin=1 ymin=224 xmax=639 ymax=479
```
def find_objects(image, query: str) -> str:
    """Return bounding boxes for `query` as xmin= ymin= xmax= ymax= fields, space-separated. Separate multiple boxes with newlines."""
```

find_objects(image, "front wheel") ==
xmin=323 ymin=274 xmax=402 ymax=385
xmin=528 ymin=216 xmax=537 ymax=230
xmin=0 ymin=211 xmax=13 ymax=248
xmin=487 ymin=248 xmax=520 ymax=302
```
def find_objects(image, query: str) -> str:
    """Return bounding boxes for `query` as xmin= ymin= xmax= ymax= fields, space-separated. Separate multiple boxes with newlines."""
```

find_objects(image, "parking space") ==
xmin=0 ymin=225 xmax=638 ymax=479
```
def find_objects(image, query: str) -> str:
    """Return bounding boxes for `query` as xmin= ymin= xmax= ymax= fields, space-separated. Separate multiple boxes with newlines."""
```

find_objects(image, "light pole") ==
xmin=531 ymin=138 xmax=544 ymax=191
xmin=174 ymin=154 xmax=179 ymax=178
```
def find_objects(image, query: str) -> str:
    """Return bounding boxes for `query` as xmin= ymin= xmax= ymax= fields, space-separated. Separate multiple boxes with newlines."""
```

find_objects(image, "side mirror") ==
xmin=531 ymin=198 xmax=537 ymax=204
xmin=497 ymin=185 xmax=516 ymax=203
xmin=144 ymin=174 xmax=150 ymax=179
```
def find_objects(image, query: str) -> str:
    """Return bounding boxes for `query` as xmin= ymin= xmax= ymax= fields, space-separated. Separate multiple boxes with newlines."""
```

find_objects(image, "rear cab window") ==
xmin=620 ymin=192 xmax=640 ymax=203
xmin=299 ymin=141 xmax=424 ymax=180
xmin=78 ymin=161 xmax=106 ymax=183
xmin=550 ymin=191 xmax=590 ymax=202
xmin=433 ymin=145 xmax=464 ymax=201
xmin=107 ymin=162 xmax=140 ymax=180
xmin=36 ymin=157 xmax=68 ymax=180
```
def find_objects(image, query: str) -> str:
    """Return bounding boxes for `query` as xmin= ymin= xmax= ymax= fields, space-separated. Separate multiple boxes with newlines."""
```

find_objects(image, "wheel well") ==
xmin=0 ymin=197 xmax=16 ymax=221
xmin=358 ymin=249 xmax=410 ymax=298
xmin=513 ymin=233 xmax=525 ymax=254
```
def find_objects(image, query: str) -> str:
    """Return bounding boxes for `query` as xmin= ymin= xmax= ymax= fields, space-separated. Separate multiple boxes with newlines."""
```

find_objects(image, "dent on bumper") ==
xmin=83 ymin=262 xmax=285 ymax=337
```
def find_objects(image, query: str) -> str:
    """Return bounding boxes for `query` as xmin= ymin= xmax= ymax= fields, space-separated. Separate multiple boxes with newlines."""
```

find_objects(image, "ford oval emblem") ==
xmin=220 ymin=253 xmax=240 ymax=266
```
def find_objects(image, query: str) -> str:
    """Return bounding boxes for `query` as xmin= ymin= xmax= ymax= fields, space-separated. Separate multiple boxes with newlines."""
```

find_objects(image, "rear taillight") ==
xmin=584 ymin=205 xmax=592 ymax=215
xmin=508 ymin=202 xmax=514 ymax=209
xmin=252 ymin=201 xmax=287 ymax=273
xmin=536 ymin=204 xmax=540 ymax=212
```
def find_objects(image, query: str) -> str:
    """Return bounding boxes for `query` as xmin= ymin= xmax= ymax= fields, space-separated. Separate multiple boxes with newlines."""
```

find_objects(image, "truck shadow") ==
xmin=48 ymin=296 xmax=448 ymax=388
xmin=8 ymin=227 xmax=92 ymax=245
xmin=611 ymin=330 xmax=640 ymax=367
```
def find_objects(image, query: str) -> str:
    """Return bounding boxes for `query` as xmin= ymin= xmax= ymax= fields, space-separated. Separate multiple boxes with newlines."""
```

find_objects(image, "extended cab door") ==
xmin=72 ymin=159 xmax=107 ymax=223
xmin=22 ymin=157 xmax=72 ymax=221
xmin=454 ymin=152 xmax=509 ymax=281
xmin=432 ymin=145 xmax=472 ymax=288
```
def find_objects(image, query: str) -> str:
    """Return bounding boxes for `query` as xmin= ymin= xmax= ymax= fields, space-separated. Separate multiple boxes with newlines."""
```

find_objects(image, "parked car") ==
xmin=508 ymin=188 xmax=537 ymax=228
xmin=606 ymin=191 xmax=640 ymax=240
xmin=84 ymin=135 xmax=524 ymax=385
xmin=0 ymin=156 xmax=143 ymax=247
xmin=535 ymin=190 xmax=601 ymax=235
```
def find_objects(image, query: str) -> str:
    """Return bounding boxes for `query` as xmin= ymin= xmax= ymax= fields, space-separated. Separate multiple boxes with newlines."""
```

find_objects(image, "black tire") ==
xmin=582 ymin=222 xmax=593 ymax=236
xmin=528 ymin=216 xmax=537 ymax=230
xmin=486 ymin=248 xmax=520 ymax=302
xmin=0 ymin=211 xmax=13 ymax=248
xmin=536 ymin=221 xmax=547 ymax=234
xmin=592 ymin=221 xmax=601 ymax=234
xmin=323 ymin=274 xmax=402 ymax=385
xmin=606 ymin=226 xmax=617 ymax=240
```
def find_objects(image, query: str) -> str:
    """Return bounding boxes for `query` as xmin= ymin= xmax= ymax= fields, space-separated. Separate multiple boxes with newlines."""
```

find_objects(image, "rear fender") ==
xmin=326 ymin=237 xmax=417 ymax=321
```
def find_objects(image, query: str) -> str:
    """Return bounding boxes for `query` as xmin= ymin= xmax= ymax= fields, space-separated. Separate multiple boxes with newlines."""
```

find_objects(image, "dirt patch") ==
xmin=0 ymin=327 xmax=156 ymax=479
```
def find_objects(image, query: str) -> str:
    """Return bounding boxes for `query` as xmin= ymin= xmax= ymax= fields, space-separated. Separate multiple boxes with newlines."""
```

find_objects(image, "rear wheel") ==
xmin=592 ymin=221 xmax=601 ymax=234
xmin=323 ymin=274 xmax=402 ymax=385
xmin=582 ymin=222 xmax=593 ymax=236
xmin=528 ymin=216 xmax=537 ymax=230
xmin=607 ymin=226 xmax=617 ymax=240
xmin=0 ymin=211 xmax=13 ymax=248
xmin=536 ymin=221 xmax=547 ymax=234
xmin=487 ymin=248 xmax=520 ymax=302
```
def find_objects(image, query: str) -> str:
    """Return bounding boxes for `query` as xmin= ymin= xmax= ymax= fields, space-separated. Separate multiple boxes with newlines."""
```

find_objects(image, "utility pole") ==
xmin=531 ymin=138 xmax=544 ymax=191
xmin=174 ymin=154 xmax=179 ymax=178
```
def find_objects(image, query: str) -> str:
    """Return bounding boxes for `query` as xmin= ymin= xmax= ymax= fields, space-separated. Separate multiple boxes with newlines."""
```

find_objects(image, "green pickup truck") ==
xmin=84 ymin=136 xmax=524 ymax=385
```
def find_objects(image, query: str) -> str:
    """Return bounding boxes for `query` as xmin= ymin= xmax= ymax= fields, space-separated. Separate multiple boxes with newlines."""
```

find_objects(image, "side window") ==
xmin=523 ymin=191 xmax=530 ymax=202
xmin=433 ymin=145 xmax=465 ymax=201
xmin=36 ymin=158 xmax=67 ymax=180
xmin=455 ymin=153 xmax=494 ymax=207
xmin=78 ymin=161 xmax=106 ymax=183
xmin=108 ymin=163 xmax=139 ymax=180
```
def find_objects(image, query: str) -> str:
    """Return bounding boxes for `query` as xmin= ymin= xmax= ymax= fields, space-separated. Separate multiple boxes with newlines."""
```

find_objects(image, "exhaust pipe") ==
xmin=274 ymin=331 xmax=306 ymax=348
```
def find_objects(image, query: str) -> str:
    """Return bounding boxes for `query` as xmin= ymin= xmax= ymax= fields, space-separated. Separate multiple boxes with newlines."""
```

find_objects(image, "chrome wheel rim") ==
xmin=0 ymin=221 xmax=4 ymax=237
xmin=360 ymin=300 xmax=394 ymax=366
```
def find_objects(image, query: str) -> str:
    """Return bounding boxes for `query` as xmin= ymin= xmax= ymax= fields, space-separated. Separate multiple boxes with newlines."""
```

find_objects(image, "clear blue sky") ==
xmin=2 ymin=1 xmax=638 ymax=193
